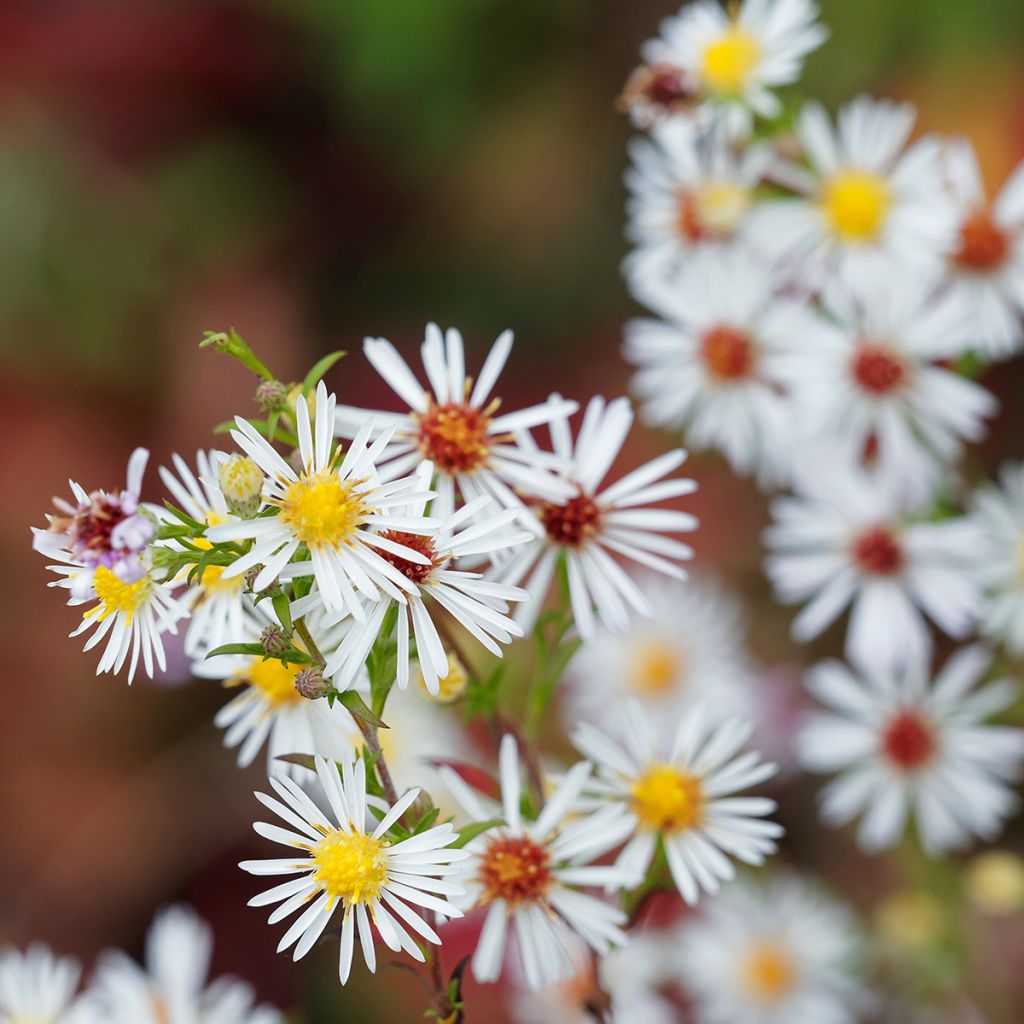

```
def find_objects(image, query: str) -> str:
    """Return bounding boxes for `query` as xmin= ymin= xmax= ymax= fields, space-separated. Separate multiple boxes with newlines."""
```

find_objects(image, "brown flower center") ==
xmin=881 ymin=709 xmax=935 ymax=771
xmin=954 ymin=210 xmax=1009 ymax=273
xmin=375 ymin=531 xmax=439 ymax=585
xmin=850 ymin=342 xmax=909 ymax=396
xmin=538 ymin=493 xmax=603 ymax=548
xmin=850 ymin=525 xmax=904 ymax=577
xmin=700 ymin=325 xmax=757 ymax=382
xmin=478 ymin=834 xmax=553 ymax=908
xmin=416 ymin=401 xmax=493 ymax=474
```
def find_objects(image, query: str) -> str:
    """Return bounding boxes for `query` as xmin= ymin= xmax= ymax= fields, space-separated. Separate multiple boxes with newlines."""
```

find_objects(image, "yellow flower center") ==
xmin=695 ymin=180 xmax=751 ymax=236
xmin=822 ymin=170 xmax=891 ymax=243
xmin=742 ymin=943 xmax=796 ymax=1002
xmin=631 ymin=764 xmax=704 ymax=833
xmin=629 ymin=639 xmax=682 ymax=696
xmin=417 ymin=652 xmax=470 ymax=703
xmin=278 ymin=472 xmax=366 ymax=549
xmin=700 ymin=26 xmax=761 ymax=95
xmin=219 ymin=454 xmax=264 ymax=506
xmin=312 ymin=829 xmax=390 ymax=907
xmin=90 ymin=565 xmax=151 ymax=623
xmin=233 ymin=657 xmax=303 ymax=707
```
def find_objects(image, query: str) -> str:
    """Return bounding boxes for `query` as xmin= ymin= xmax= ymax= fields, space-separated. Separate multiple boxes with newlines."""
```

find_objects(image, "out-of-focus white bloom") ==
xmin=969 ymin=462 xmax=1024 ymax=656
xmin=508 ymin=929 xmax=678 ymax=1024
xmin=562 ymin=572 xmax=756 ymax=739
xmin=207 ymin=381 xmax=437 ymax=620
xmin=573 ymin=701 xmax=782 ymax=905
xmin=643 ymin=0 xmax=828 ymax=132
xmin=32 ymin=448 xmax=154 ymax=600
xmin=677 ymin=875 xmax=867 ymax=1024
xmin=772 ymin=271 xmax=995 ymax=496
xmin=495 ymin=396 xmax=697 ymax=638
xmin=440 ymin=735 xmax=631 ymax=990
xmin=761 ymin=97 xmax=955 ymax=289
xmin=626 ymin=249 xmax=821 ymax=486
xmin=334 ymin=325 xmax=578 ymax=521
xmin=88 ymin=906 xmax=283 ymax=1024
xmin=0 ymin=944 xmax=87 ymax=1024
xmin=625 ymin=119 xmax=772 ymax=290
xmin=157 ymin=450 xmax=258 ymax=657
xmin=318 ymin=472 xmax=531 ymax=695
xmin=241 ymin=755 xmax=468 ymax=984
xmin=764 ymin=467 xmax=984 ymax=675
xmin=943 ymin=139 xmax=1024 ymax=359
xmin=799 ymin=648 xmax=1024 ymax=855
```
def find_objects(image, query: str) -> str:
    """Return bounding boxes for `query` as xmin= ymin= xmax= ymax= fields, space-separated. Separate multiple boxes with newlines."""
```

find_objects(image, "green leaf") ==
xmin=206 ymin=642 xmax=266 ymax=659
xmin=301 ymin=350 xmax=346 ymax=397
xmin=272 ymin=592 xmax=293 ymax=632
xmin=275 ymin=752 xmax=316 ymax=771
xmin=464 ymin=664 xmax=505 ymax=722
xmin=200 ymin=327 xmax=274 ymax=381
xmin=162 ymin=501 xmax=205 ymax=531
xmin=336 ymin=689 xmax=388 ymax=730
xmin=452 ymin=818 xmax=504 ymax=849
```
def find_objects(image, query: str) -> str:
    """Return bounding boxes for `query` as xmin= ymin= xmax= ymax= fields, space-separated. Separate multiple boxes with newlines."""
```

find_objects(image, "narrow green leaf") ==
xmin=452 ymin=818 xmax=504 ymax=849
xmin=337 ymin=690 xmax=388 ymax=730
xmin=301 ymin=350 xmax=346 ymax=396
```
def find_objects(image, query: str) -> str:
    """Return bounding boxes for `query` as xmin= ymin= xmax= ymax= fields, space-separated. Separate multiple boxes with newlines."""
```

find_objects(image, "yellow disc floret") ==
xmin=279 ymin=472 xmax=366 ymax=549
xmin=700 ymin=26 xmax=761 ymax=95
xmin=417 ymin=652 xmax=470 ymax=703
xmin=630 ymin=638 xmax=683 ymax=696
xmin=822 ymin=170 xmax=891 ymax=243
xmin=234 ymin=657 xmax=303 ymax=707
xmin=742 ymin=942 xmax=796 ymax=1002
xmin=695 ymin=180 xmax=751 ymax=237
xmin=313 ymin=829 xmax=390 ymax=907
xmin=91 ymin=565 xmax=151 ymax=623
xmin=631 ymin=764 xmax=704 ymax=833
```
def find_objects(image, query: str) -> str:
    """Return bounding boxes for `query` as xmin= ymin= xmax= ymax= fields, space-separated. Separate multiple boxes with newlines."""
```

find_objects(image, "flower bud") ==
xmin=219 ymin=455 xmax=264 ymax=517
xmin=415 ymin=652 xmax=469 ymax=704
xmin=294 ymin=666 xmax=330 ymax=700
xmin=260 ymin=624 xmax=291 ymax=658
xmin=966 ymin=851 xmax=1024 ymax=916
xmin=254 ymin=379 xmax=290 ymax=413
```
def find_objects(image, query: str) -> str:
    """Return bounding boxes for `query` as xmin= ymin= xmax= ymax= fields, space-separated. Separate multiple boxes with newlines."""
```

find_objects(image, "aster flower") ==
xmin=761 ymin=96 xmax=955 ymax=289
xmin=969 ymin=462 xmax=1024 ymax=655
xmin=677 ymin=874 xmax=867 ymax=1024
xmin=319 ymin=467 xmax=532 ymax=695
xmin=87 ymin=906 xmax=283 ymax=1024
xmin=764 ymin=469 xmax=985 ymax=675
xmin=562 ymin=572 xmax=756 ymax=740
xmin=624 ymin=118 xmax=772 ymax=291
xmin=157 ymin=449 xmax=258 ymax=656
xmin=333 ymin=325 xmax=578 ymax=521
xmin=495 ymin=395 xmax=698 ymax=638
xmin=241 ymin=754 xmax=469 ymax=984
xmin=207 ymin=381 xmax=438 ymax=620
xmin=572 ymin=701 xmax=782 ymax=906
xmin=440 ymin=734 xmax=632 ymax=990
xmin=0 ymin=945 xmax=88 ymax=1024
xmin=943 ymin=139 xmax=1024 ymax=359
xmin=773 ymin=270 xmax=996 ymax=495
xmin=625 ymin=248 xmax=821 ymax=486
xmin=33 ymin=448 xmax=154 ymax=600
xmin=799 ymin=648 xmax=1024 ymax=855
xmin=643 ymin=0 xmax=828 ymax=132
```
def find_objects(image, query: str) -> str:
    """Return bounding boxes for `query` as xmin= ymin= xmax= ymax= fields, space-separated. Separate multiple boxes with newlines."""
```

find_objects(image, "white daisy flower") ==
xmin=508 ymin=929 xmax=678 ymax=1024
xmin=562 ymin=572 xmax=756 ymax=740
xmin=319 ymin=471 xmax=532 ymax=695
xmin=625 ymin=118 xmax=772 ymax=291
xmin=0 ymin=944 xmax=87 ymax=1024
xmin=625 ymin=248 xmax=821 ymax=486
xmin=495 ymin=395 xmax=698 ymax=638
xmin=943 ymin=139 xmax=1024 ymax=359
xmin=32 ymin=447 xmax=154 ymax=600
xmin=334 ymin=324 xmax=578 ymax=521
xmin=644 ymin=0 xmax=828 ymax=132
xmin=87 ymin=905 xmax=283 ymax=1024
xmin=240 ymin=754 xmax=469 ymax=984
xmin=677 ymin=874 xmax=867 ymax=1024
xmin=207 ymin=381 xmax=437 ymax=620
xmin=773 ymin=270 xmax=996 ymax=503
xmin=762 ymin=96 xmax=955 ymax=289
xmin=969 ymin=462 xmax=1024 ymax=655
xmin=157 ymin=449 xmax=258 ymax=657
xmin=764 ymin=469 xmax=985 ymax=675
xmin=572 ymin=701 xmax=782 ymax=906
xmin=798 ymin=648 xmax=1024 ymax=855
xmin=440 ymin=734 xmax=632 ymax=990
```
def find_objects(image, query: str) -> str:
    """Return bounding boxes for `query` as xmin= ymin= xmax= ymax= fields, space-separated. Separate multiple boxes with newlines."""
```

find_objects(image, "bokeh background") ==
xmin=4 ymin=1 xmax=1024 ymax=1020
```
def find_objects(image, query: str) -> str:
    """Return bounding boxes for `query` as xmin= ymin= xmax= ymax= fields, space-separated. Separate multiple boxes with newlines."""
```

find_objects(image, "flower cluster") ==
xmin=24 ymin=1 xmax=1024 ymax=1022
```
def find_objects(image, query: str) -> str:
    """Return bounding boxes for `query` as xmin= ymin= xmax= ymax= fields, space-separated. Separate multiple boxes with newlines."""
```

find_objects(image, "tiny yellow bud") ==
xmin=219 ymin=454 xmax=265 ymax=516
xmin=875 ymin=891 xmax=942 ymax=952
xmin=415 ymin=652 xmax=469 ymax=703
xmin=966 ymin=851 xmax=1024 ymax=916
